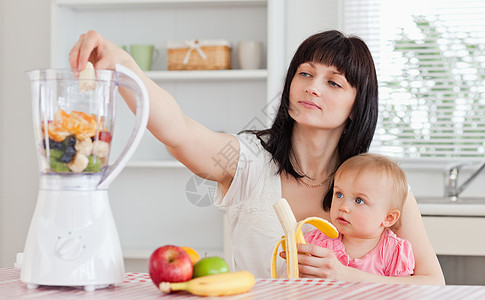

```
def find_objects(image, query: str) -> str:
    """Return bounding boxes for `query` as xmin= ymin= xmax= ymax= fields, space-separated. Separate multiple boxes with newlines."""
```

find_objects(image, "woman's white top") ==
xmin=213 ymin=133 xmax=285 ymax=278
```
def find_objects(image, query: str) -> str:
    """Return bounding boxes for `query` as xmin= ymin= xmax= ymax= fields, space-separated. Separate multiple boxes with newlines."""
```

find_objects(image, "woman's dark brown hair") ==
xmin=243 ymin=30 xmax=378 ymax=211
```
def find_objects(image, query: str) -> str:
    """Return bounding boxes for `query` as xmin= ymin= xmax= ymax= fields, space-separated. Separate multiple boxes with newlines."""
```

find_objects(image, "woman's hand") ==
xmin=280 ymin=243 xmax=349 ymax=280
xmin=69 ymin=30 xmax=134 ymax=71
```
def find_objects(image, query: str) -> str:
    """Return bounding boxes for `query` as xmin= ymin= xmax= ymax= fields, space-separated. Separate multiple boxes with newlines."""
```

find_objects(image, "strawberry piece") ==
xmin=99 ymin=131 xmax=112 ymax=143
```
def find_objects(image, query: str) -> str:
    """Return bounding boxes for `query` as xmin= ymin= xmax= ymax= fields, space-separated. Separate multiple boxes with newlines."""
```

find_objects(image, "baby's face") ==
xmin=330 ymin=169 xmax=395 ymax=238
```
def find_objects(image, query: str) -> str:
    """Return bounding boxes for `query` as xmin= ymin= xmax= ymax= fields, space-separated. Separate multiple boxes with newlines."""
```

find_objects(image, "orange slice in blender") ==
xmin=46 ymin=109 xmax=102 ymax=141
xmin=68 ymin=111 xmax=97 ymax=138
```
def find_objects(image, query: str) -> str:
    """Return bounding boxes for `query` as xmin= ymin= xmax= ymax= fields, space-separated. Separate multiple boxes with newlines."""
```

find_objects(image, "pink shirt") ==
xmin=304 ymin=228 xmax=415 ymax=277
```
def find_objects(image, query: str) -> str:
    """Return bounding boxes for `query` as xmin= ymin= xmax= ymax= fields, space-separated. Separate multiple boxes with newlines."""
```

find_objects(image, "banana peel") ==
xmin=271 ymin=198 xmax=338 ymax=278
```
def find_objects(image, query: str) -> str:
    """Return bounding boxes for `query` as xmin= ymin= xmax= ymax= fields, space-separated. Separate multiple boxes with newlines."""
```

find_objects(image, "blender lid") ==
xmin=26 ymin=68 xmax=116 ymax=82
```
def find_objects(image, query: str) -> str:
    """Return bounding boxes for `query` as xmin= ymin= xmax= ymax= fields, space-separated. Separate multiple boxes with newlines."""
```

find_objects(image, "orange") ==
xmin=46 ymin=109 xmax=102 ymax=141
xmin=181 ymin=246 xmax=201 ymax=265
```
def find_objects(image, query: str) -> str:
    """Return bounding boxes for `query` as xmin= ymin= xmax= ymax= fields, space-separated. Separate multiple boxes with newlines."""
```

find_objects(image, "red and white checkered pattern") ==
xmin=1 ymin=268 xmax=485 ymax=299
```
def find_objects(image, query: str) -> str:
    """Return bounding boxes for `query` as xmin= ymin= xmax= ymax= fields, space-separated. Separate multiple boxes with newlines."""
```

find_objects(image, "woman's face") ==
xmin=288 ymin=62 xmax=356 ymax=131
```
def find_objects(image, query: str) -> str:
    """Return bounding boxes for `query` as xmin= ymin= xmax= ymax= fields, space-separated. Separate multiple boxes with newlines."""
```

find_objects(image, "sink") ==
xmin=416 ymin=197 xmax=485 ymax=216
xmin=417 ymin=197 xmax=485 ymax=205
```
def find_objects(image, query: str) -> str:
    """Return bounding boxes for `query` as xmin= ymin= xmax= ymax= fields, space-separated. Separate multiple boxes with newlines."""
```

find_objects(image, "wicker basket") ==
xmin=166 ymin=40 xmax=232 ymax=70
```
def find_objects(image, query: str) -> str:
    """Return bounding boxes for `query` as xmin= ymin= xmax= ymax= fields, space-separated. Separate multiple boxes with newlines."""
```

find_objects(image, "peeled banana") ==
xmin=79 ymin=61 xmax=97 ymax=92
xmin=159 ymin=270 xmax=255 ymax=297
xmin=271 ymin=198 xmax=339 ymax=278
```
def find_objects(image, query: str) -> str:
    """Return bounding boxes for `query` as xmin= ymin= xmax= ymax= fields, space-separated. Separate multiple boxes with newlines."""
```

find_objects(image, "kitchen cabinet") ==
xmin=422 ymin=216 xmax=485 ymax=256
xmin=417 ymin=201 xmax=485 ymax=256
xmin=51 ymin=0 xmax=286 ymax=270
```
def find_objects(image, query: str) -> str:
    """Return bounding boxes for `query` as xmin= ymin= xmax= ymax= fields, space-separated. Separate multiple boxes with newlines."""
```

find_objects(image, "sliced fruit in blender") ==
xmin=93 ymin=141 xmax=110 ymax=158
xmin=64 ymin=135 xmax=76 ymax=147
xmin=50 ymin=159 xmax=70 ymax=173
xmin=49 ymin=149 xmax=64 ymax=160
xmin=68 ymin=153 xmax=89 ymax=173
xmin=75 ymin=137 xmax=93 ymax=156
xmin=98 ymin=131 xmax=112 ymax=143
xmin=46 ymin=139 xmax=65 ymax=150
xmin=60 ymin=145 xmax=76 ymax=163
xmin=42 ymin=109 xmax=110 ymax=173
xmin=46 ymin=109 xmax=99 ymax=142
xmin=85 ymin=155 xmax=102 ymax=173
xmin=48 ymin=130 xmax=71 ymax=142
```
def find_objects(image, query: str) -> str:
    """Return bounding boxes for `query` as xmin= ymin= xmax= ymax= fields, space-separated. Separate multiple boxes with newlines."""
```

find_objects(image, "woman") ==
xmin=69 ymin=30 xmax=444 ymax=284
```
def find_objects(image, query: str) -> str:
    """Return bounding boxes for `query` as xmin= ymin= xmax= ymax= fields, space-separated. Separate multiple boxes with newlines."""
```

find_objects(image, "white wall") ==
xmin=0 ymin=0 xmax=4 ymax=267
xmin=284 ymin=0 xmax=339 ymax=65
xmin=0 ymin=0 xmax=50 ymax=267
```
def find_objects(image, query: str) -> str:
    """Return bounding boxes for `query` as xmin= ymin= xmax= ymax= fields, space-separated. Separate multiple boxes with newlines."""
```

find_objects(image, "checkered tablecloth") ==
xmin=2 ymin=268 xmax=485 ymax=299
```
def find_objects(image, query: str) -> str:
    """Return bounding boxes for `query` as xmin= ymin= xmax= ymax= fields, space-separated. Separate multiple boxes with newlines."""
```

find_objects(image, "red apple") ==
xmin=149 ymin=245 xmax=193 ymax=286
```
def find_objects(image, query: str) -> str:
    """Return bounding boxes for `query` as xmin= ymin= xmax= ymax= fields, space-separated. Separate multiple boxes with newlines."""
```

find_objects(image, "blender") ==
xmin=19 ymin=64 xmax=149 ymax=291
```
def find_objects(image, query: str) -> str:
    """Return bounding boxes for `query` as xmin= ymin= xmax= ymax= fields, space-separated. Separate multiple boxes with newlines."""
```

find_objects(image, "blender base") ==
xmin=23 ymin=280 xmax=111 ymax=291
xmin=24 ymin=282 xmax=110 ymax=292
xmin=20 ymin=189 xmax=125 ymax=290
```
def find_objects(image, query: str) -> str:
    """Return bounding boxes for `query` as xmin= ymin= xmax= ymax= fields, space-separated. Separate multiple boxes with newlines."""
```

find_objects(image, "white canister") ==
xmin=238 ymin=41 xmax=263 ymax=69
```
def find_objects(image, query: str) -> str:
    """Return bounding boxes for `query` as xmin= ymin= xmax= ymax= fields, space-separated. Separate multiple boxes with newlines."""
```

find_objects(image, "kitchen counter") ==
xmin=2 ymin=268 xmax=485 ymax=299
xmin=419 ymin=203 xmax=485 ymax=216
xmin=417 ymin=197 xmax=485 ymax=216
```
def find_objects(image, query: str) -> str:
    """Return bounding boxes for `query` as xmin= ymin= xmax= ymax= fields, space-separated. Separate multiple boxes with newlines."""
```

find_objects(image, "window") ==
xmin=342 ymin=0 xmax=485 ymax=159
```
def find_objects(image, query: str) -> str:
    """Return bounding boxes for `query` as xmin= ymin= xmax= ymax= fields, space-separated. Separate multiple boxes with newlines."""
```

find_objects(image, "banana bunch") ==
xmin=159 ymin=270 xmax=255 ymax=297
xmin=271 ymin=198 xmax=339 ymax=278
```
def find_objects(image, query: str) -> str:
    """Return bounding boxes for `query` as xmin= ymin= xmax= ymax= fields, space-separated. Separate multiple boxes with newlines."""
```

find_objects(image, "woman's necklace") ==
xmin=299 ymin=171 xmax=335 ymax=188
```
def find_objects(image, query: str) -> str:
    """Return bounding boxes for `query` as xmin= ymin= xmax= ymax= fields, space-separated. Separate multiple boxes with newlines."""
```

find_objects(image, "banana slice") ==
xmin=79 ymin=62 xmax=96 ymax=92
xmin=68 ymin=153 xmax=89 ymax=173
xmin=74 ymin=137 xmax=93 ymax=156
xmin=93 ymin=140 xmax=110 ymax=158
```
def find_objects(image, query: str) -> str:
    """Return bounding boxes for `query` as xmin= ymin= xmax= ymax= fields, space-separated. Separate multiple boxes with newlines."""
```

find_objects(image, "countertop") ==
xmin=417 ymin=196 xmax=485 ymax=216
xmin=418 ymin=203 xmax=485 ymax=216
xmin=2 ymin=268 xmax=485 ymax=299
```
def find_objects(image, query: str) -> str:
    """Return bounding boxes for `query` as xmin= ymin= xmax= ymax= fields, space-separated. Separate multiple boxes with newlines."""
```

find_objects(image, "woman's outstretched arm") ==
xmin=69 ymin=31 xmax=238 ymax=191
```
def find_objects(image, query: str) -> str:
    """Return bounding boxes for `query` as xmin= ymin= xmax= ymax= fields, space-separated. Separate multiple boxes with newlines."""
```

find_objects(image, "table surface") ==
xmin=2 ymin=268 xmax=485 ymax=299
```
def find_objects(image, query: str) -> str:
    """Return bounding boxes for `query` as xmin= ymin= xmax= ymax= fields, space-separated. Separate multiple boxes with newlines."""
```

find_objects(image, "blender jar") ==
xmin=29 ymin=69 xmax=117 ymax=177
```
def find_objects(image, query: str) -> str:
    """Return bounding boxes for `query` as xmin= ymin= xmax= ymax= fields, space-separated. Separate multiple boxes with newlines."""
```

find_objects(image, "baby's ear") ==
xmin=383 ymin=209 xmax=400 ymax=228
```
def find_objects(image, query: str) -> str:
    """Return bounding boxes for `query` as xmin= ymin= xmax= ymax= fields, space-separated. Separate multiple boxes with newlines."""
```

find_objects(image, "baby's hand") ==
xmin=294 ymin=243 xmax=345 ymax=279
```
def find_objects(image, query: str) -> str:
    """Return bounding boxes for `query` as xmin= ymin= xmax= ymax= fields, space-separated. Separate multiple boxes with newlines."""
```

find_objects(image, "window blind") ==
xmin=342 ymin=0 xmax=485 ymax=159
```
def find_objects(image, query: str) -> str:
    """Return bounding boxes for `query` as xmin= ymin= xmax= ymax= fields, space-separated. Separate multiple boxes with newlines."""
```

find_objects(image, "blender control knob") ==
xmin=55 ymin=236 xmax=84 ymax=260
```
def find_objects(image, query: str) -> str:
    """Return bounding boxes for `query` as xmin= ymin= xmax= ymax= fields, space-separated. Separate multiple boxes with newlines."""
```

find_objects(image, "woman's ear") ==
xmin=382 ymin=209 xmax=400 ymax=228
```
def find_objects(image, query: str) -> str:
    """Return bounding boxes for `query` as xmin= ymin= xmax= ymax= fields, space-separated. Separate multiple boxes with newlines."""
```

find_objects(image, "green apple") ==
xmin=192 ymin=256 xmax=229 ymax=278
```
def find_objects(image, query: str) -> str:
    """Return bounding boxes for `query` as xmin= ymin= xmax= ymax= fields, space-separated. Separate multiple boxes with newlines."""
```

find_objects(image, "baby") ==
xmin=305 ymin=153 xmax=415 ymax=276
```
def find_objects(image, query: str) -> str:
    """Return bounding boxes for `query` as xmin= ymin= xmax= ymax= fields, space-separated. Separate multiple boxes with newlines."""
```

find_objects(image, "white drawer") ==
xmin=423 ymin=216 xmax=485 ymax=256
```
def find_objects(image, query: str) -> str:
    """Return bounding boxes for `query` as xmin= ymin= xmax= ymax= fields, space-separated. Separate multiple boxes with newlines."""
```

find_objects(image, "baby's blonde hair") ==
xmin=335 ymin=153 xmax=408 ymax=229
